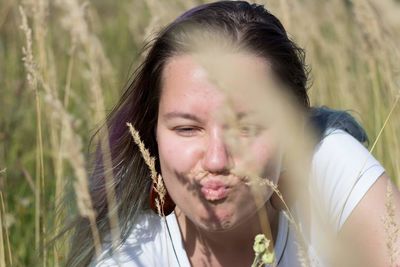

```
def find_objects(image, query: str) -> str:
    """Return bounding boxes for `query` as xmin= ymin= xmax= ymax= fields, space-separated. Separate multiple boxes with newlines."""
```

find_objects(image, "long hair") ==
xmin=65 ymin=1 xmax=366 ymax=266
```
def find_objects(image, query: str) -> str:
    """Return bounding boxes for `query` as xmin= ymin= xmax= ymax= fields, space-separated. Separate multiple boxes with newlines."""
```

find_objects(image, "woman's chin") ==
xmin=194 ymin=207 xmax=249 ymax=232
xmin=197 ymin=219 xmax=235 ymax=232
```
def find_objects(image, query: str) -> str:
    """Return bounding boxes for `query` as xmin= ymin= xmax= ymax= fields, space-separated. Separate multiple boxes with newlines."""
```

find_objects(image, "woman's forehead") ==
xmin=162 ymin=52 xmax=270 ymax=81
xmin=162 ymin=54 xmax=215 ymax=96
xmin=159 ymin=59 xmax=226 ymax=119
xmin=160 ymin=53 xmax=273 ymax=108
xmin=160 ymin=58 xmax=237 ymax=120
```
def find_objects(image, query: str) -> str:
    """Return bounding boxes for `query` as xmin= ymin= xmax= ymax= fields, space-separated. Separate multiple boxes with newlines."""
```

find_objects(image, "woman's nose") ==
xmin=202 ymin=130 xmax=234 ymax=174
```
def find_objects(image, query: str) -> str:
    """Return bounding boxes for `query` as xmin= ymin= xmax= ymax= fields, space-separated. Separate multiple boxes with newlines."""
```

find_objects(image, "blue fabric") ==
xmin=308 ymin=106 xmax=368 ymax=145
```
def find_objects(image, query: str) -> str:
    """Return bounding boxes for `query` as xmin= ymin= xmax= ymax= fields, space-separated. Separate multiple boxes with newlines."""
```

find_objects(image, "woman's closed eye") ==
xmin=173 ymin=126 xmax=201 ymax=137
xmin=238 ymin=123 xmax=265 ymax=137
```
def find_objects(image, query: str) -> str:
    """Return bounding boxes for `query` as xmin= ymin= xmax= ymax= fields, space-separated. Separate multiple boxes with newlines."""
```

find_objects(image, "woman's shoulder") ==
xmin=311 ymin=127 xmax=384 ymax=179
xmin=310 ymin=127 xmax=385 ymax=231
xmin=91 ymin=211 xmax=176 ymax=267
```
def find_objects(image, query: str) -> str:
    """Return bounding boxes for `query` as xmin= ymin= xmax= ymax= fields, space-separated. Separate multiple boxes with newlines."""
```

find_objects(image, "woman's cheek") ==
xmin=162 ymin=136 xmax=203 ymax=171
xmin=253 ymin=139 xmax=272 ymax=163
xmin=244 ymin=136 xmax=281 ymax=182
xmin=158 ymin=133 xmax=205 ymax=196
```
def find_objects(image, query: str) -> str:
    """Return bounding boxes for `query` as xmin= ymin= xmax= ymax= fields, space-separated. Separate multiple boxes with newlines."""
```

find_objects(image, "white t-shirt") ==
xmin=93 ymin=129 xmax=385 ymax=267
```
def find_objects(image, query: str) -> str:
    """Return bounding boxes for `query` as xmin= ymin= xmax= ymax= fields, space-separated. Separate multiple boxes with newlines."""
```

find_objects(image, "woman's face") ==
xmin=156 ymin=53 xmax=283 ymax=232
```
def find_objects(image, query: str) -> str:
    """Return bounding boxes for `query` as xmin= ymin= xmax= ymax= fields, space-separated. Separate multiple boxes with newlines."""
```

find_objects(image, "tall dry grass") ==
xmin=0 ymin=0 xmax=399 ymax=266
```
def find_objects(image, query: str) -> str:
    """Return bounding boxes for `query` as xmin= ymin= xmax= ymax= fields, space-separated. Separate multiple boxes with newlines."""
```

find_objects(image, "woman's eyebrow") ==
xmin=237 ymin=111 xmax=249 ymax=120
xmin=163 ymin=111 xmax=203 ymax=123
xmin=236 ymin=111 xmax=257 ymax=121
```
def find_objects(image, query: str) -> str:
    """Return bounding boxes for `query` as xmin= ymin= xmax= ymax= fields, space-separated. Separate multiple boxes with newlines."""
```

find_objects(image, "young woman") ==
xmin=66 ymin=1 xmax=400 ymax=266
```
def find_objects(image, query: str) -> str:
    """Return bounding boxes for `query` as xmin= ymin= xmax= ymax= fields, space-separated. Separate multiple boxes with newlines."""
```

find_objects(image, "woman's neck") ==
xmin=175 ymin=201 xmax=279 ymax=267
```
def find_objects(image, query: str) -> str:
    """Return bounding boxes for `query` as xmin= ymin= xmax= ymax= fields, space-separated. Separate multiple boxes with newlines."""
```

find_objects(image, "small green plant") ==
xmin=252 ymin=234 xmax=275 ymax=267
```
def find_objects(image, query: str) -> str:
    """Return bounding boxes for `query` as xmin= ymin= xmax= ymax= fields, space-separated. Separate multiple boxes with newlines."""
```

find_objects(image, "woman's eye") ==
xmin=239 ymin=124 xmax=264 ymax=137
xmin=174 ymin=127 xmax=199 ymax=137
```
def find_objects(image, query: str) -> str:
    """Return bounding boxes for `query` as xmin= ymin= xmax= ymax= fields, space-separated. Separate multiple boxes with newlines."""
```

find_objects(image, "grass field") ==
xmin=1 ymin=0 xmax=399 ymax=266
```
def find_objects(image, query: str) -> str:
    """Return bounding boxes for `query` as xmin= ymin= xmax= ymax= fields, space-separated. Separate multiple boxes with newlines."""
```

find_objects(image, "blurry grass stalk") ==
xmin=368 ymin=96 xmax=400 ymax=155
xmin=53 ymin=5 xmax=77 ymax=267
xmin=18 ymin=5 xmax=46 ymax=264
xmin=384 ymin=180 xmax=400 ymax=266
xmin=189 ymin=42 xmax=315 ymax=266
xmin=34 ymin=86 xmax=45 ymax=266
xmin=52 ymin=39 xmax=75 ymax=267
xmin=54 ymin=0 xmax=121 ymax=250
xmin=25 ymin=0 xmax=65 ymax=264
xmin=0 ymin=193 xmax=5 ymax=267
xmin=0 ymin=191 xmax=12 ymax=266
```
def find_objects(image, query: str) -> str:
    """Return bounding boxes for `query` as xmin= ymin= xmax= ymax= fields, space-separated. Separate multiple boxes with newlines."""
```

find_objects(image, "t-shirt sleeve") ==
xmin=310 ymin=129 xmax=385 ymax=232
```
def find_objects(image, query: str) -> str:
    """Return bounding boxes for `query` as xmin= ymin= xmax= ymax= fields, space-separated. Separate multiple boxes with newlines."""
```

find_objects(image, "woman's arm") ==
xmin=339 ymin=173 xmax=400 ymax=266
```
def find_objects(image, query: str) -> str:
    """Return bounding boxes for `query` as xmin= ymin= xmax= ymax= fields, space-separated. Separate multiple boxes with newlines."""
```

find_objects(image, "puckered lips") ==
xmin=199 ymin=179 xmax=232 ymax=201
